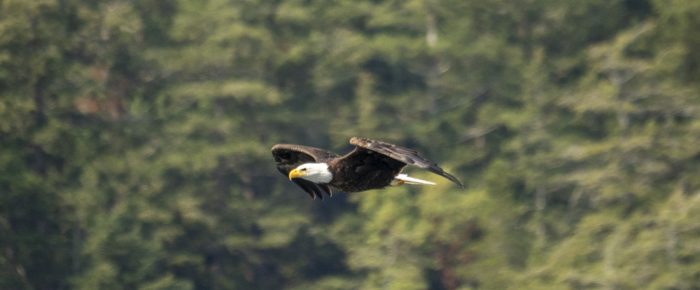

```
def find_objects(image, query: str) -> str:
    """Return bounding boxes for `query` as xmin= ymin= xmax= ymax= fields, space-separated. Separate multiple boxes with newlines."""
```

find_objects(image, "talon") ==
xmin=390 ymin=179 xmax=405 ymax=186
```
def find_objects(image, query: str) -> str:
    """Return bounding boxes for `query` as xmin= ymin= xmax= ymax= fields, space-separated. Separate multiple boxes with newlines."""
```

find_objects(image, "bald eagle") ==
xmin=271 ymin=137 xmax=463 ymax=199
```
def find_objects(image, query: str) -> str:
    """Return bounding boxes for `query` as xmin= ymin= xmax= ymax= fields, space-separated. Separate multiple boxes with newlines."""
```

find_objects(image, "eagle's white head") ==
xmin=288 ymin=163 xmax=333 ymax=183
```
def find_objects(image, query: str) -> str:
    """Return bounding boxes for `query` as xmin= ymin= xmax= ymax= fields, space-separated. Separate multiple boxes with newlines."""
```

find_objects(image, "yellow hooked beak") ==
xmin=288 ymin=168 xmax=305 ymax=180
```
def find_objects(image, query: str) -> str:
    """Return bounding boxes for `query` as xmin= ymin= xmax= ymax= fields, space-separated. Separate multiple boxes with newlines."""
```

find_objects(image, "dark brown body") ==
xmin=327 ymin=150 xmax=405 ymax=192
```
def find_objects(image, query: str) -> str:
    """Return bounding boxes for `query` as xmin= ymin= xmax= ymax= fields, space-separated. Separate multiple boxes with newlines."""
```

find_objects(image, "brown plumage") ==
xmin=271 ymin=137 xmax=463 ymax=199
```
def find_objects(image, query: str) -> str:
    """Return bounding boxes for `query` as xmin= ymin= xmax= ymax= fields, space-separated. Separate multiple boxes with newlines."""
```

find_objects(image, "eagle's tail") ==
xmin=392 ymin=174 xmax=436 ymax=186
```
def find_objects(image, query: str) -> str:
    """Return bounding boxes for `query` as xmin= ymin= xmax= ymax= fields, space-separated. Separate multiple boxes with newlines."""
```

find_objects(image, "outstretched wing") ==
xmin=348 ymin=137 xmax=464 ymax=187
xmin=271 ymin=144 xmax=338 ymax=199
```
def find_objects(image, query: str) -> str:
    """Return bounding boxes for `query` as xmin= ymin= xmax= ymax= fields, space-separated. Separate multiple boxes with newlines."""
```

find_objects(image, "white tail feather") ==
xmin=393 ymin=174 xmax=436 ymax=185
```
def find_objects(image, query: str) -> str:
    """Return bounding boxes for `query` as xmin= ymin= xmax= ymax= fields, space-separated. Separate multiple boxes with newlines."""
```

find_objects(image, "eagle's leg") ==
xmin=392 ymin=174 xmax=436 ymax=186
xmin=390 ymin=179 xmax=405 ymax=186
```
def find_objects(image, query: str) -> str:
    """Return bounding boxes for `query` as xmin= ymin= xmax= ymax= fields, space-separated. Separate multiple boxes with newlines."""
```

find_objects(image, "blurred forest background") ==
xmin=2 ymin=0 xmax=700 ymax=289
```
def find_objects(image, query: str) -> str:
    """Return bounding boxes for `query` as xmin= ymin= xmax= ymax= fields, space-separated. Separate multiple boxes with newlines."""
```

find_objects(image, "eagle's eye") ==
xmin=301 ymin=168 xmax=307 ymax=171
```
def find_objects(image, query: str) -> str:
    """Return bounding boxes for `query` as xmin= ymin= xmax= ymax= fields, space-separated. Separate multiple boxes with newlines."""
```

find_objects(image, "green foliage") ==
xmin=2 ymin=0 xmax=700 ymax=289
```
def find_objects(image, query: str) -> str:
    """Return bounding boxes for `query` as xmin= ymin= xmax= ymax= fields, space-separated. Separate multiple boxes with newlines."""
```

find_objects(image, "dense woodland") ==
xmin=2 ymin=0 xmax=700 ymax=289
